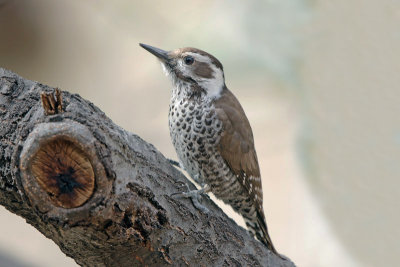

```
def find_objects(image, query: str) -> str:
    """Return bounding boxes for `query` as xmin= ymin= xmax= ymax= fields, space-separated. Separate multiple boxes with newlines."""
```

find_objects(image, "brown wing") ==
xmin=214 ymin=87 xmax=262 ymax=207
xmin=215 ymin=87 xmax=277 ymax=253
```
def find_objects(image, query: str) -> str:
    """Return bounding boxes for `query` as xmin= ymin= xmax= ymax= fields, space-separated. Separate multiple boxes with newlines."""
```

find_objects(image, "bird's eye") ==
xmin=184 ymin=56 xmax=194 ymax=65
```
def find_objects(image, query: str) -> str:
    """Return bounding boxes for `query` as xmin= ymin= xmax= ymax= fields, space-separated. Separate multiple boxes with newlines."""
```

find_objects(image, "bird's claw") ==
xmin=172 ymin=184 xmax=210 ymax=214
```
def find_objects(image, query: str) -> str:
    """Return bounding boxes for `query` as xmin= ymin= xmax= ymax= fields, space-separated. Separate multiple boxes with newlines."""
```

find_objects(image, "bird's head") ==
xmin=140 ymin=43 xmax=225 ymax=99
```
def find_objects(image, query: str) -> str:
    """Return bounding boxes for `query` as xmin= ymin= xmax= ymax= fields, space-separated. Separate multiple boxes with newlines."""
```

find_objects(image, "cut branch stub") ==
xmin=20 ymin=121 xmax=110 ymax=215
xmin=40 ymin=88 xmax=63 ymax=115
xmin=30 ymin=139 xmax=95 ymax=208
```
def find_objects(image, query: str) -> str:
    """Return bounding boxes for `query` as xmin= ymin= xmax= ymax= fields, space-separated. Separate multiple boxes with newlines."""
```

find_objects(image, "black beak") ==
xmin=139 ymin=43 xmax=169 ymax=62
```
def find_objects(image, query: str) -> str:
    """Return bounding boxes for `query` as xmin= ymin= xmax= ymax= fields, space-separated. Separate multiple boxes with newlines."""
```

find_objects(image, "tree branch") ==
xmin=0 ymin=68 xmax=295 ymax=267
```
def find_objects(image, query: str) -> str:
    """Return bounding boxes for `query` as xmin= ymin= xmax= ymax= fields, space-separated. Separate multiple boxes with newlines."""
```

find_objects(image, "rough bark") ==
xmin=0 ymin=68 xmax=295 ymax=267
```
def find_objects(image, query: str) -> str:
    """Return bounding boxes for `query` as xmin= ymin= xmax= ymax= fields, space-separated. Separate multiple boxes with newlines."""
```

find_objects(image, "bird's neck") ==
xmin=171 ymin=81 xmax=208 ymax=102
xmin=171 ymin=81 xmax=226 ymax=104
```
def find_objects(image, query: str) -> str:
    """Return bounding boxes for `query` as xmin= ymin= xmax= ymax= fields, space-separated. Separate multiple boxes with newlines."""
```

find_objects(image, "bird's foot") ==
xmin=172 ymin=184 xmax=211 ymax=214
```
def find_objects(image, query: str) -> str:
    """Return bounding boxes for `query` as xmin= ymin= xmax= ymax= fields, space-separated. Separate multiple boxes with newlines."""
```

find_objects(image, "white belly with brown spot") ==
xmin=168 ymin=95 xmax=256 ymax=218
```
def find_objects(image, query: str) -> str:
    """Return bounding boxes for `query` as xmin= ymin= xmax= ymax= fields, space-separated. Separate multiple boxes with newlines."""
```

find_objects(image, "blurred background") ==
xmin=0 ymin=0 xmax=399 ymax=266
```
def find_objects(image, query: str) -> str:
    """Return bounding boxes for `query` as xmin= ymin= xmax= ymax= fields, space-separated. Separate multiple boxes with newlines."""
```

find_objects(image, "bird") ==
xmin=140 ymin=43 xmax=278 ymax=255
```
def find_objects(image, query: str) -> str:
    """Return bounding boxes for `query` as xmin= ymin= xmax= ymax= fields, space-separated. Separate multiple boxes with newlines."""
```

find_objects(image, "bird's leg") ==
xmin=169 ymin=161 xmax=210 ymax=212
xmin=172 ymin=183 xmax=211 ymax=214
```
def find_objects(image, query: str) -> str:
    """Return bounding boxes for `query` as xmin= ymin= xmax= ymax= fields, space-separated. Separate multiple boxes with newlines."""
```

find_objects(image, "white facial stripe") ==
xmin=184 ymin=52 xmax=212 ymax=63
xmin=197 ymin=63 xmax=224 ymax=99
xmin=179 ymin=52 xmax=225 ymax=99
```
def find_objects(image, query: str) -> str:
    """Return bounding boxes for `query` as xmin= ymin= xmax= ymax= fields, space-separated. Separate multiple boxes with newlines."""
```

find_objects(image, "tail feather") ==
xmin=256 ymin=211 xmax=278 ymax=254
xmin=245 ymin=211 xmax=279 ymax=255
